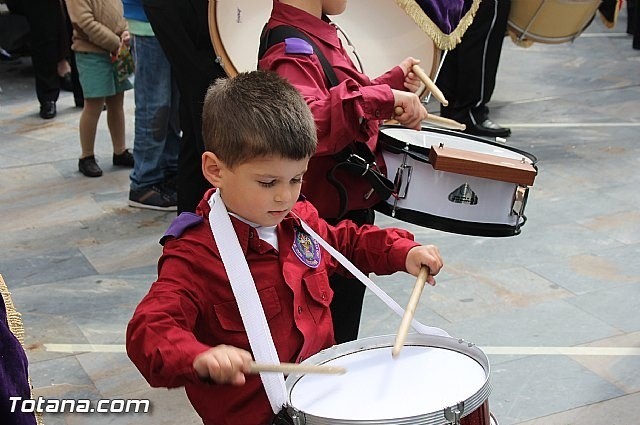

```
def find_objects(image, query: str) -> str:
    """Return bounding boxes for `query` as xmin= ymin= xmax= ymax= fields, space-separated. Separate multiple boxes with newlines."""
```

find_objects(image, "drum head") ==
xmin=208 ymin=1 xmax=440 ymax=79
xmin=208 ymin=0 xmax=272 ymax=76
xmin=287 ymin=334 xmax=491 ymax=424
xmin=330 ymin=0 xmax=440 ymax=79
xmin=508 ymin=0 xmax=601 ymax=44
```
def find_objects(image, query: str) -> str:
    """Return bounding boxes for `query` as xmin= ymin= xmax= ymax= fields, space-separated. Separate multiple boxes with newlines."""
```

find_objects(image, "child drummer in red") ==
xmin=259 ymin=0 xmax=429 ymax=345
xmin=126 ymin=71 xmax=443 ymax=425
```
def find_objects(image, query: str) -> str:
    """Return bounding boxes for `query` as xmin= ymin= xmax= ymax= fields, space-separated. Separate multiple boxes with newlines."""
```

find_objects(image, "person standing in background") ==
xmin=66 ymin=0 xmax=135 ymax=177
xmin=20 ymin=0 xmax=82 ymax=119
xmin=438 ymin=0 xmax=512 ymax=138
xmin=123 ymin=0 xmax=180 ymax=211
xmin=142 ymin=0 xmax=226 ymax=213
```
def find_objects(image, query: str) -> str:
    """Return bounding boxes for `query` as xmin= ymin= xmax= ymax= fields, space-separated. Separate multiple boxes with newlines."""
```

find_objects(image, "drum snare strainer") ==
xmin=285 ymin=334 xmax=492 ymax=425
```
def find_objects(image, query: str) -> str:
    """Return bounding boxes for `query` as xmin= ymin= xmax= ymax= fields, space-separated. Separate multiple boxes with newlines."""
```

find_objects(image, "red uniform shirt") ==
xmin=259 ymin=2 xmax=408 ymax=219
xmin=126 ymin=190 xmax=418 ymax=425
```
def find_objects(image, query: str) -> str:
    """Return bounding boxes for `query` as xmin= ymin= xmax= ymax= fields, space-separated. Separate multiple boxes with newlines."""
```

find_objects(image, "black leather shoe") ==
xmin=465 ymin=118 xmax=511 ymax=138
xmin=113 ymin=149 xmax=134 ymax=167
xmin=39 ymin=101 xmax=56 ymax=119
xmin=60 ymin=73 xmax=74 ymax=92
xmin=78 ymin=155 xmax=103 ymax=177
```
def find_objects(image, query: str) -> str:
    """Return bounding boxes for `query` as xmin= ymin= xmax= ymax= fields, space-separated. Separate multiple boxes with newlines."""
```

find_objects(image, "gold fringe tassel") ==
xmin=394 ymin=0 xmax=483 ymax=51
xmin=1 ymin=274 xmax=45 ymax=425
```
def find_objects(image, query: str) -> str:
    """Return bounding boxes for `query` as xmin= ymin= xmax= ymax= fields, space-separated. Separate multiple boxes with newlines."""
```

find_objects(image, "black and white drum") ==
xmin=377 ymin=126 xmax=538 ymax=237
xmin=285 ymin=334 xmax=495 ymax=425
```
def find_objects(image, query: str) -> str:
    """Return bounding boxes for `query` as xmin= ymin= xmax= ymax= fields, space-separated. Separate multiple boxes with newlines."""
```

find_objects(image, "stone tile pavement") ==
xmin=1 ymin=8 xmax=639 ymax=425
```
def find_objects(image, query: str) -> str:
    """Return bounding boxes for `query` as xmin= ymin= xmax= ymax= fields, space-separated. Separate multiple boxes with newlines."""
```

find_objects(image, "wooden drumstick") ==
xmin=411 ymin=64 xmax=448 ymax=106
xmin=394 ymin=106 xmax=466 ymax=131
xmin=248 ymin=362 xmax=346 ymax=375
xmin=392 ymin=266 xmax=430 ymax=358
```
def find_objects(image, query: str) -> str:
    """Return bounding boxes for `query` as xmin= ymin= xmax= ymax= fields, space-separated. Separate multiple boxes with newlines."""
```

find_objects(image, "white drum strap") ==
xmin=208 ymin=191 xmax=286 ymax=414
xmin=295 ymin=216 xmax=449 ymax=338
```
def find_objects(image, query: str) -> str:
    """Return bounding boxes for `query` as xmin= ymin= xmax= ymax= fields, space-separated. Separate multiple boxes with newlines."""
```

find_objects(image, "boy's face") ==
xmin=203 ymin=153 xmax=310 ymax=227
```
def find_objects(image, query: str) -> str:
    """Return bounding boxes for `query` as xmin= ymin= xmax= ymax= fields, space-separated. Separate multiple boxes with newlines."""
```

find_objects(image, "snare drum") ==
xmin=285 ymin=334 xmax=495 ymax=425
xmin=377 ymin=126 xmax=537 ymax=237
xmin=208 ymin=0 xmax=439 ymax=78
xmin=508 ymin=0 xmax=601 ymax=45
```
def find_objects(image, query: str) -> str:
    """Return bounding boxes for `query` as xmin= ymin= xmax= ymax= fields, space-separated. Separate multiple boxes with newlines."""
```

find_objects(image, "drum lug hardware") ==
xmin=288 ymin=406 xmax=303 ymax=425
xmin=444 ymin=401 xmax=465 ymax=425
xmin=511 ymin=186 xmax=528 ymax=217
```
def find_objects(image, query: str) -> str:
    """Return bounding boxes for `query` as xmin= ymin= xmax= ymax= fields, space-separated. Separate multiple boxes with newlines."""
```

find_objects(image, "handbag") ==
xmin=113 ymin=44 xmax=134 ymax=82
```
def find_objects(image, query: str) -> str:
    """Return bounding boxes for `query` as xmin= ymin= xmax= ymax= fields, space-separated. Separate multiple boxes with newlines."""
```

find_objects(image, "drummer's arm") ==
xmin=126 ymin=248 xmax=214 ymax=388
xmin=261 ymin=50 xmax=394 ymax=156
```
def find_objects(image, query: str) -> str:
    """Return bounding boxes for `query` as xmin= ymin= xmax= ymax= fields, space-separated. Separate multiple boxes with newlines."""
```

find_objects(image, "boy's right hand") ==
xmin=392 ymin=90 xmax=428 ymax=130
xmin=193 ymin=345 xmax=253 ymax=386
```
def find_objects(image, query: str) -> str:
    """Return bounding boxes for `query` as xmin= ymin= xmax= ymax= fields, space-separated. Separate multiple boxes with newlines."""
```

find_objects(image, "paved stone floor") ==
xmin=1 ymin=8 xmax=639 ymax=425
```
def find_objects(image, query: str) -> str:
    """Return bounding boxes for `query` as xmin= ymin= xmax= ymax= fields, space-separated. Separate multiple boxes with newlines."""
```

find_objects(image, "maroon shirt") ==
xmin=259 ymin=1 xmax=408 ymax=219
xmin=126 ymin=189 xmax=418 ymax=425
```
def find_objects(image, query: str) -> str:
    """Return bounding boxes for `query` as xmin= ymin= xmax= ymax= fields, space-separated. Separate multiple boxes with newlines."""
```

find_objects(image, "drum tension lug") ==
xmin=444 ymin=401 xmax=465 ymax=425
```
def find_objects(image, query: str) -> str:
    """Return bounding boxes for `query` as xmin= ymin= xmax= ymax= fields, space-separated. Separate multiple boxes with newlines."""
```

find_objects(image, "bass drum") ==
xmin=208 ymin=0 xmax=439 ymax=79
xmin=508 ymin=0 xmax=601 ymax=45
xmin=285 ymin=334 xmax=496 ymax=425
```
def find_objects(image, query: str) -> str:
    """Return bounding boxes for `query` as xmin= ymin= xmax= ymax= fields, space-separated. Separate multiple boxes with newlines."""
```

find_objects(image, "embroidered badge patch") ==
xmin=292 ymin=228 xmax=321 ymax=268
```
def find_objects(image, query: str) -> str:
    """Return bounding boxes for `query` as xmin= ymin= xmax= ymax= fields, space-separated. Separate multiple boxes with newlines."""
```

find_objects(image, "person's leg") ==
xmin=22 ymin=0 xmax=62 ymax=117
xmin=79 ymin=97 xmax=105 ymax=159
xmin=105 ymin=92 xmax=127 ymax=155
xmin=129 ymin=35 xmax=174 ymax=192
xmin=78 ymin=97 xmax=106 ymax=177
xmin=327 ymin=209 xmax=374 ymax=344
xmin=144 ymin=0 xmax=224 ymax=213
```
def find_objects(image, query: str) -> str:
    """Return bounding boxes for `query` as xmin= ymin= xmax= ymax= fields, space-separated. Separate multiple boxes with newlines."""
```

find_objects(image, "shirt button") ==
xmin=374 ymin=110 xmax=381 ymax=118
xmin=297 ymin=306 xmax=303 ymax=314
xmin=321 ymin=292 xmax=327 ymax=300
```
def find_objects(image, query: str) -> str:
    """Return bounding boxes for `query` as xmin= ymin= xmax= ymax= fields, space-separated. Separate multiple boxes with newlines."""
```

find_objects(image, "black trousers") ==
xmin=143 ymin=0 xmax=226 ymax=213
xmin=22 ymin=0 xmax=66 ymax=104
xmin=326 ymin=208 xmax=374 ymax=344
xmin=438 ymin=0 xmax=511 ymax=124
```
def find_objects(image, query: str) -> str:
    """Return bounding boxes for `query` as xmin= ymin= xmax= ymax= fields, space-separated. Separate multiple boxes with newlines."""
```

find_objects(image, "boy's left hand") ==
xmin=405 ymin=245 xmax=443 ymax=286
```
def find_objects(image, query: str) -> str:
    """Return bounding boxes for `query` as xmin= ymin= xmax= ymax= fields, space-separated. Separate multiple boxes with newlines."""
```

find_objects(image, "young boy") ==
xmin=126 ymin=70 xmax=443 ymax=425
xmin=259 ymin=0 xmax=429 ymax=344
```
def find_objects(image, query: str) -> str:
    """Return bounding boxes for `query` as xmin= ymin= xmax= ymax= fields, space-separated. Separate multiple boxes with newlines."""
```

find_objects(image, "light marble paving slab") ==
xmin=571 ymin=331 xmax=640 ymax=394
xmin=567 ymin=283 xmax=640 ymax=333
xmin=489 ymin=355 xmax=625 ymax=424
xmin=425 ymin=266 xmax=572 ymax=322
xmin=444 ymin=299 xmax=622 ymax=347
xmin=516 ymin=392 xmax=640 ymax=425
xmin=528 ymin=244 xmax=640 ymax=295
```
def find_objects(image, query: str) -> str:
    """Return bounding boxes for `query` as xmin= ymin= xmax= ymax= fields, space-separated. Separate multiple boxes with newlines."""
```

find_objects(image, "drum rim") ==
xmin=379 ymin=124 xmax=538 ymax=165
xmin=207 ymin=0 xmax=239 ymax=77
xmin=286 ymin=334 xmax=492 ymax=425
xmin=374 ymin=202 xmax=526 ymax=237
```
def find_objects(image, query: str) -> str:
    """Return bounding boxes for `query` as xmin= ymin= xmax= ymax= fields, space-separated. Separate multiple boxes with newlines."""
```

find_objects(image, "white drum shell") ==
xmin=377 ymin=127 xmax=536 ymax=237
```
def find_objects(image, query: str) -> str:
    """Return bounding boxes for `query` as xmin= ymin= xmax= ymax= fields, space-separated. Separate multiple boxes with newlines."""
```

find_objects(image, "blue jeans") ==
xmin=129 ymin=35 xmax=180 ymax=191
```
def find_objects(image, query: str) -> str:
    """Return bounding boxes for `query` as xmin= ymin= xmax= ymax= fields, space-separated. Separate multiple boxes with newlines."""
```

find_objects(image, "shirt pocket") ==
xmin=213 ymin=286 xmax=282 ymax=333
xmin=302 ymin=270 xmax=333 ymax=324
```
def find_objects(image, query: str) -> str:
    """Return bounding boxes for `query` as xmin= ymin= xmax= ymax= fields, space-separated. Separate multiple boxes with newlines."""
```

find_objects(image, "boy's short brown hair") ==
xmin=202 ymin=70 xmax=317 ymax=168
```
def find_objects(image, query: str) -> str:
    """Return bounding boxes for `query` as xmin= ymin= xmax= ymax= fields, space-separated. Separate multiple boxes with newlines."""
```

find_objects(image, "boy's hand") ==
xmin=405 ymin=245 xmax=443 ymax=286
xmin=392 ymin=90 xmax=428 ymax=130
xmin=193 ymin=345 xmax=253 ymax=386
xmin=398 ymin=57 xmax=422 ymax=93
